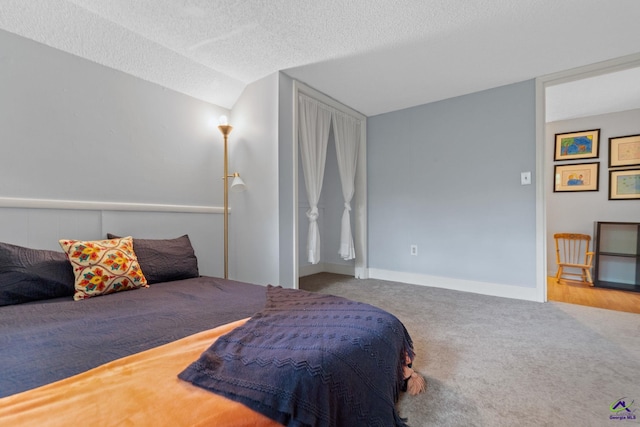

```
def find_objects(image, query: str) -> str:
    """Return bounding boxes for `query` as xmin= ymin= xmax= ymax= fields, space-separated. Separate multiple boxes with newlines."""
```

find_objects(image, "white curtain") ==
xmin=332 ymin=110 xmax=360 ymax=260
xmin=298 ymin=94 xmax=332 ymax=264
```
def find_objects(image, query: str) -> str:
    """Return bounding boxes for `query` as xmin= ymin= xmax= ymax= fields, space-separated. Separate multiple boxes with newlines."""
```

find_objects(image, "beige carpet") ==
xmin=300 ymin=273 xmax=640 ymax=427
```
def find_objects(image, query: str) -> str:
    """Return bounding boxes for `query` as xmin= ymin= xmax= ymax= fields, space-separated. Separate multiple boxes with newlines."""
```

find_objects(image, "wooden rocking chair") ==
xmin=554 ymin=233 xmax=594 ymax=285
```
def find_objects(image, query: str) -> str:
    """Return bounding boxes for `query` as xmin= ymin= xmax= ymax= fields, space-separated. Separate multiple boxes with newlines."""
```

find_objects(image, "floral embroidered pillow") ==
xmin=59 ymin=236 xmax=148 ymax=300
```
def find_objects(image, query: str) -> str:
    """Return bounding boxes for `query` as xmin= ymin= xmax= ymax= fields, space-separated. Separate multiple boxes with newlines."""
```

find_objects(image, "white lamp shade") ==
xmin=230 ymin=175 xmax=246 ymax=192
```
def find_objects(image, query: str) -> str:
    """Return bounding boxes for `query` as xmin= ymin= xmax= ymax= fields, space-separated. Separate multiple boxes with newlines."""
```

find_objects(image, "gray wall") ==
xmin=368 ymin=80 xmax=537 ymax=288
xmin=0 ymin=29 xmax=291 ymax=287
xmin=0 ymin=29 xmax=227 ymax=206
xmin=228 ymin=73 xmax=281 ymax=286
xmin=546 ymin=108 xmax=640 ymax=276
xmin=277 ymin=72 xmax=296 ymax=288
xmin=0 ymin=29 xmax=229 ymax=275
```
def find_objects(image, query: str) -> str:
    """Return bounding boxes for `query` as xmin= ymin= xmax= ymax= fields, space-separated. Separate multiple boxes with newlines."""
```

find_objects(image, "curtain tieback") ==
xmin=343 ymin=202 xmax=351 ymax=212
xmin=306 ymin=206 xmax=319 ymax=222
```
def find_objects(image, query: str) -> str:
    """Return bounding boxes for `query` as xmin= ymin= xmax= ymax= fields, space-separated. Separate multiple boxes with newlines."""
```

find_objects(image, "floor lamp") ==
xmin=218 ymin=116 xmax=246 ymax=279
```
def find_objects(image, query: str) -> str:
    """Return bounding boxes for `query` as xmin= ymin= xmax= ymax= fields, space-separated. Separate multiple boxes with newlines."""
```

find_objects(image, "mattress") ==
xmin=0 ymin=276 xmax=266 ymax=398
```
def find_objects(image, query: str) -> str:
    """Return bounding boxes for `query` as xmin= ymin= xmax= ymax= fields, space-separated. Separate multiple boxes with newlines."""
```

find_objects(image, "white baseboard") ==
xmin=368 ymin=268 xmax=542 ymax=302
xmin=299 ymin=262 xmax=355 ymax=278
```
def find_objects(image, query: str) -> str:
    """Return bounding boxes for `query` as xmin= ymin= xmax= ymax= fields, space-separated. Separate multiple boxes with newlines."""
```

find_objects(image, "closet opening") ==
xmin=292 ymin=81 xmax=367 ymax=285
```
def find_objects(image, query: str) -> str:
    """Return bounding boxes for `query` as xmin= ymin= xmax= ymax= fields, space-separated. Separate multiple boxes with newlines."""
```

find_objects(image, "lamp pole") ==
xmin=218 ymin=123 xmax=233 ymax=279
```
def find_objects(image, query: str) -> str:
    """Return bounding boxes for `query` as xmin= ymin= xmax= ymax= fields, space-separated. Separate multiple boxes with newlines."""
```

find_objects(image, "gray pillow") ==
xmin=0 ymin=242 xmax=75 ymax=306
xmin=107 ymin=234 xmax=199 ymax=284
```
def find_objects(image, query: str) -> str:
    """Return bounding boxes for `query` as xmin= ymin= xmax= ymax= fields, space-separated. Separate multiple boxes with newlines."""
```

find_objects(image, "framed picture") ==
xmin=554 ymin=129 xmax=600 ymax=161
xmin=554 ymin=162 xmax=599 ymax=192
xmin=609 ymin=134 xmax=640 ymax=168
xmin=609 ymin=168 xmax=640 ymax=200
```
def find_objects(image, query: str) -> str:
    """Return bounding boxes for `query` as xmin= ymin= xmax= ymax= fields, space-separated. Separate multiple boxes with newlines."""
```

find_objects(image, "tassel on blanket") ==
xmin=401 ymin=351 xmax=427 ymax=396
xmin=402 ymin=366 xmax=427 ymax=396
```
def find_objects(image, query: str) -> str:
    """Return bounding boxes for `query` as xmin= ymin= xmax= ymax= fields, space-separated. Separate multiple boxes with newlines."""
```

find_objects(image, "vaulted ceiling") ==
xmin=1 ymin=1 xmax=640 ymax=118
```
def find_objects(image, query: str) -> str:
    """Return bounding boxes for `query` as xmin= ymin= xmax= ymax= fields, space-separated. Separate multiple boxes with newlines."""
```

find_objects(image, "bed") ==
xmin=0 ymin=235 xmax=422 ymax=426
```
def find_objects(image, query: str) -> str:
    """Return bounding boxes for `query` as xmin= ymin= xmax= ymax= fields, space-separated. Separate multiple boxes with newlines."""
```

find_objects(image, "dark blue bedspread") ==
xmin=179 ymin=285 xmax=414 ymax=427
xmin=0 ymin=276 xmax=266 ymax=398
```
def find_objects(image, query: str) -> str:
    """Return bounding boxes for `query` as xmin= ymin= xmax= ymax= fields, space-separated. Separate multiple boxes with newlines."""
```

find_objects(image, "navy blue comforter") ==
xmin=0 ymin=276 xmax=266 ymax=398
xmin=179 ymin=285 xmax=414 ymax=427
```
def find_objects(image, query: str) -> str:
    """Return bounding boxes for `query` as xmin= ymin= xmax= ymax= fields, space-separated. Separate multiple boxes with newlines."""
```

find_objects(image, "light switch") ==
xmin=521 ymin=171 xmax=532 ymax=185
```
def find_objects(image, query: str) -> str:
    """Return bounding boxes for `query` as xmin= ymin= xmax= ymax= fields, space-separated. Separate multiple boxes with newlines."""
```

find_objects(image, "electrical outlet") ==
xmin=410 ymin=245 xmax=418 ymax=256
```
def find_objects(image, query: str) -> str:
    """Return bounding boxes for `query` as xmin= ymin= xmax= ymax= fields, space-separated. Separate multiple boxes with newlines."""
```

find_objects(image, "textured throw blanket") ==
xmin=179 ymin=285 xmax=415 ymax=427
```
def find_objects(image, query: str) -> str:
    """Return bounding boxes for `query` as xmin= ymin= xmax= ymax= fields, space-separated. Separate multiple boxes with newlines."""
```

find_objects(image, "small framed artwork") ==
xmin=609 ymin=169 xmax=640 ymax=200
xmin=554 ymin=162 xmax=599 ymax=192
xmin=554 ymin=129 xmax=600 ymax=161
xmin=609 ymin=134 xmax=640 ymax=168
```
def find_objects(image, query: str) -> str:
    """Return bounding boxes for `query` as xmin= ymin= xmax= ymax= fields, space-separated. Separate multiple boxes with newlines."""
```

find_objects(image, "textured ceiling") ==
xmin=1 ymin=0 xmax=640 ymax=117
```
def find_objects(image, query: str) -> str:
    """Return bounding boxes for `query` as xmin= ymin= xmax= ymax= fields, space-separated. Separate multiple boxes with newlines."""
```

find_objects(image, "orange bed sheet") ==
xmin=0 ymin=318 xmax=283 ymax=427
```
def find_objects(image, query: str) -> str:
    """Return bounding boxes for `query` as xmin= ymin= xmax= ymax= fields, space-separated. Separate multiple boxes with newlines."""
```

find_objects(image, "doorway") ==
xmin=292 ymin=81 xmax=368 ymax=286
xmin=539 ymin=53 xmax=640 ymax=312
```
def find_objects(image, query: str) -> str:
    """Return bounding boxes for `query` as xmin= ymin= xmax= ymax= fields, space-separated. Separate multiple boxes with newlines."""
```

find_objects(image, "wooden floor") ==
xmin=547 ymin=276 xmax=640 ymax=314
